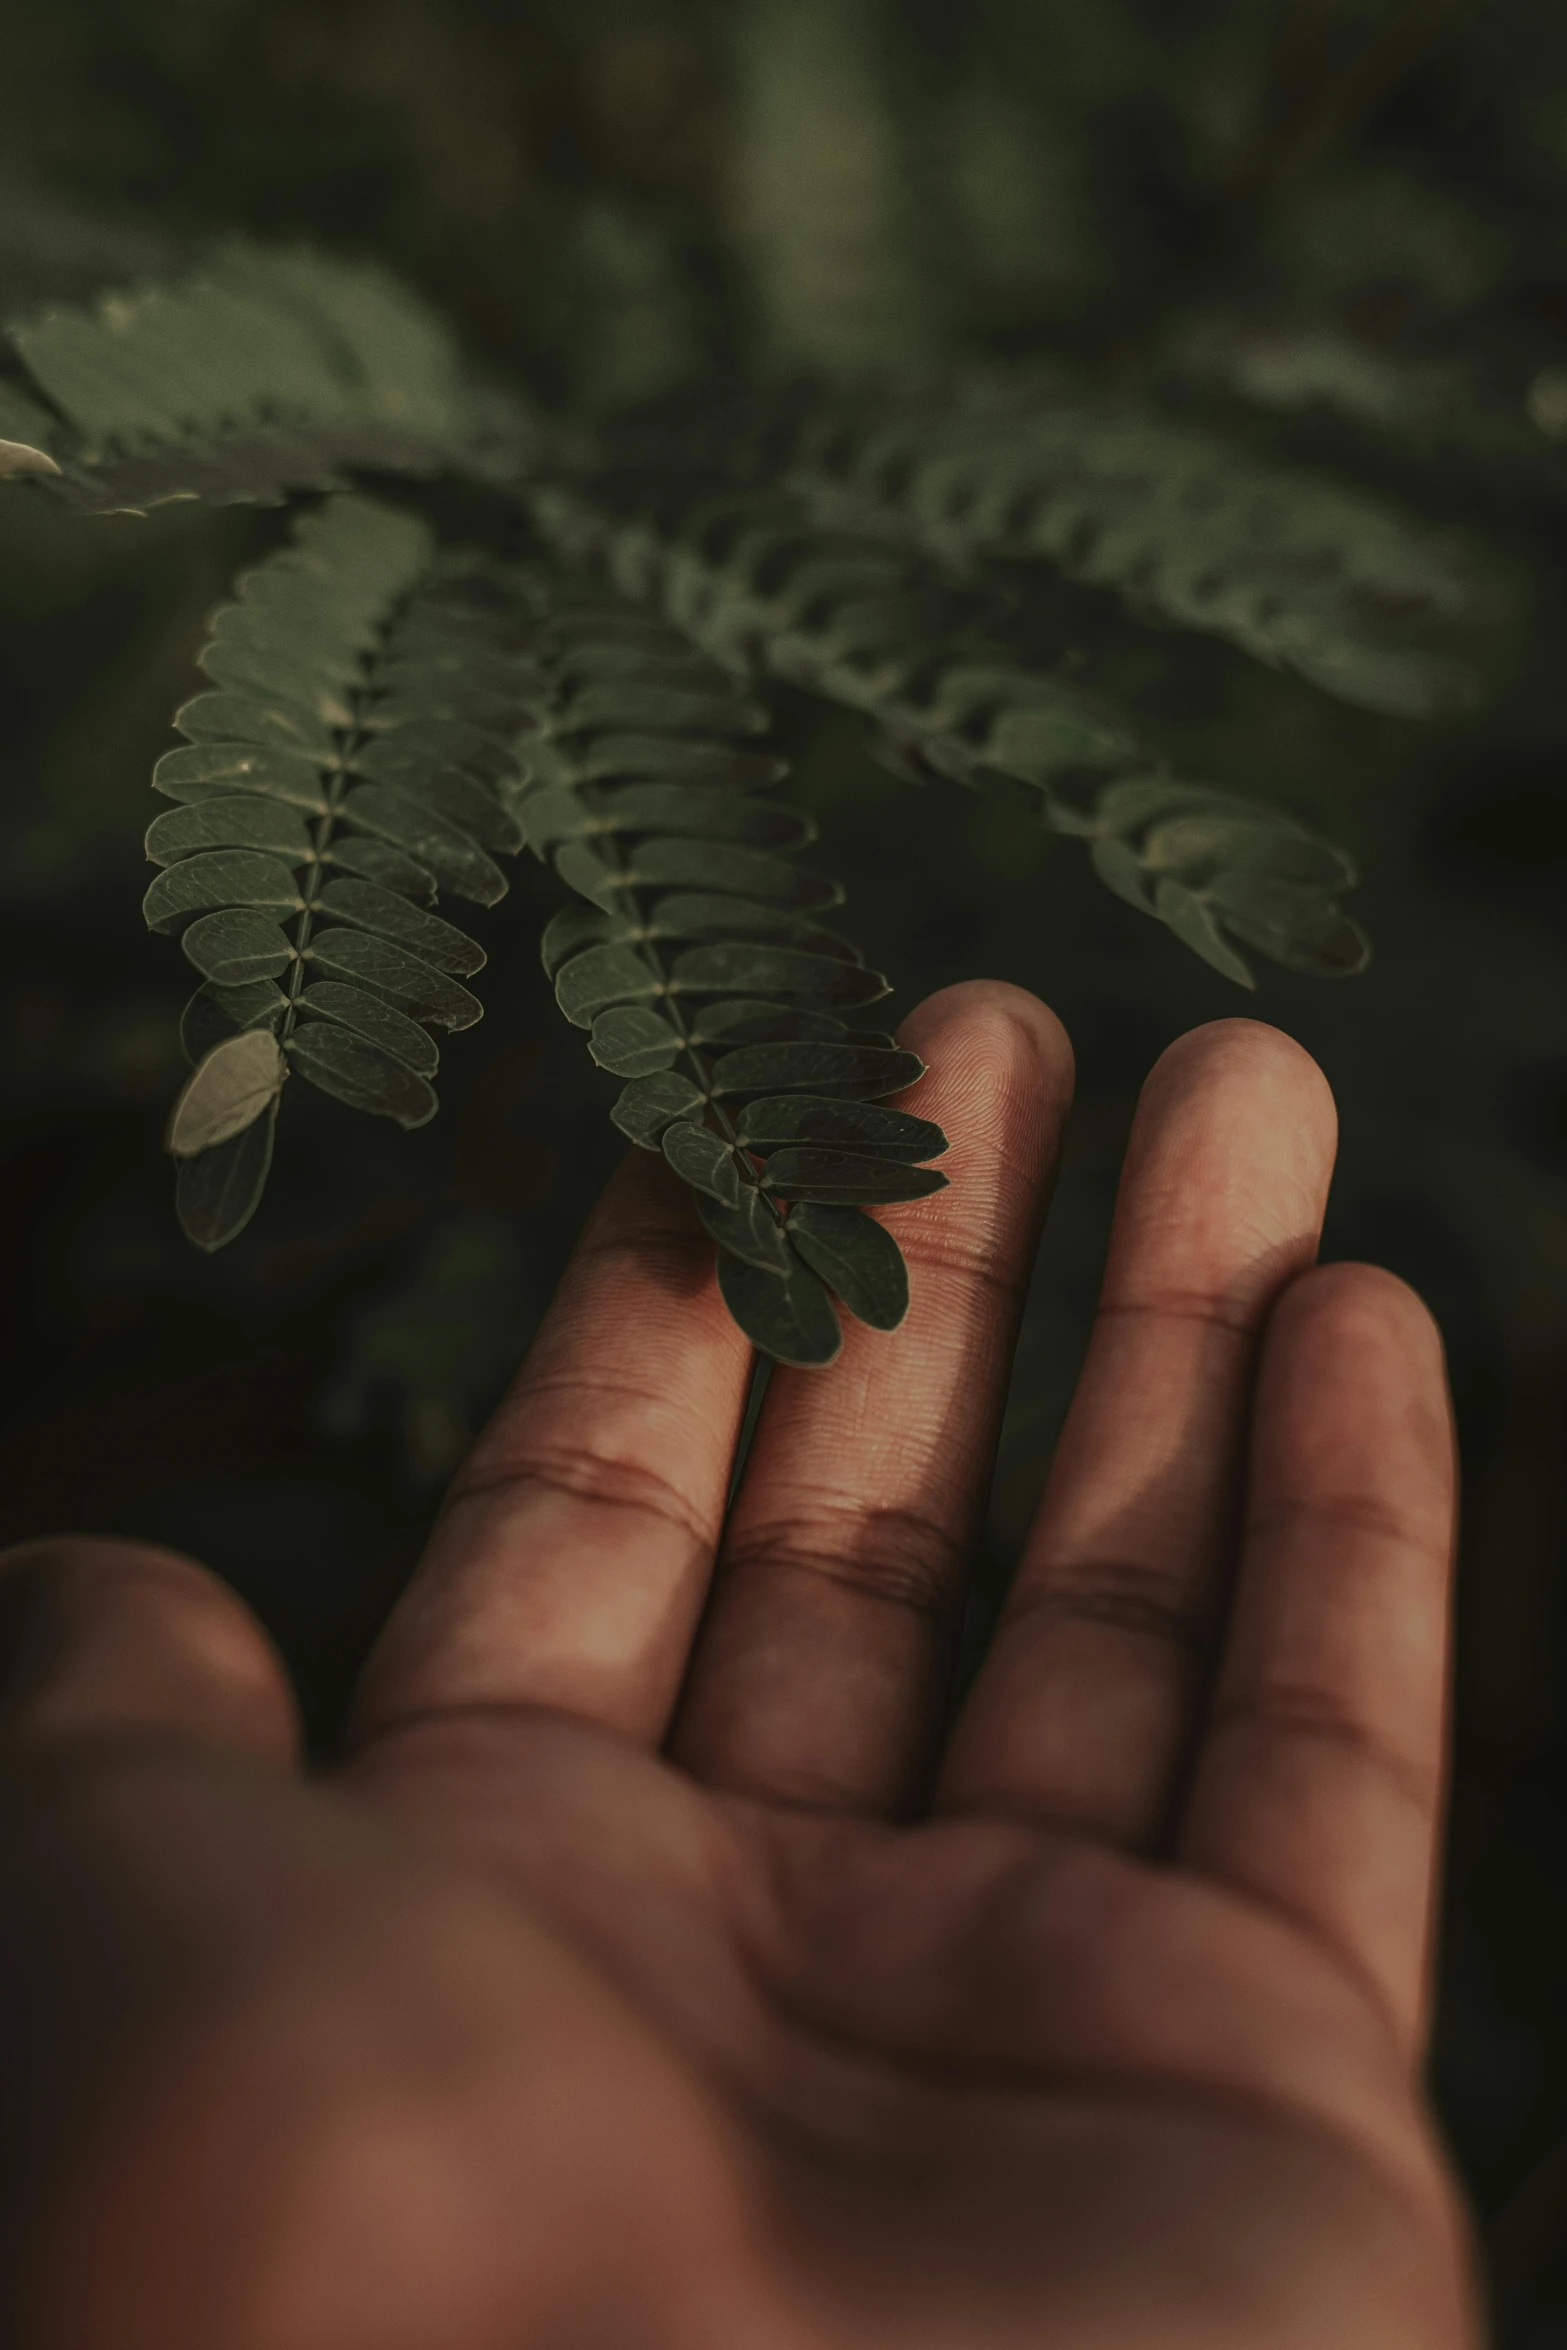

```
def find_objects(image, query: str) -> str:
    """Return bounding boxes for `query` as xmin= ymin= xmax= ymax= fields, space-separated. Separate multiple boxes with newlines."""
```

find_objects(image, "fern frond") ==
xmin=758 ymin=375 xmax=1510 ymax=719
xmin=528 ymin=476 xmax=1368 ymax=989
xmin=3 ymin=246 xmax=531 ymax=512
xmin=148 ymin=493 xmax=524 ymax=1251
xmin=510 ymin=574 xmax=949 ymax=1368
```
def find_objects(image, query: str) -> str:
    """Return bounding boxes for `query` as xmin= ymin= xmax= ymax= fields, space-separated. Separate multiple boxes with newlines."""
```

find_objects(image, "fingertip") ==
xmin=891 ymin=982 xmax=1075 ymax=1209
xmin=0 ymin=1537 xmax=300 ymax=1766
xmin=1143 ymin=1018 xmax=1338 ymax=1163
xmin=896 ymin=979 xmax=1075 ymax=1097
xmin=1266 ymin=1262 xmax=1454 ymax=1439
xmin=1271 ymin=1260 xmax=1445 ymax=1360
xmin=1254 ymin=1263 xmax=1457 ymax=1538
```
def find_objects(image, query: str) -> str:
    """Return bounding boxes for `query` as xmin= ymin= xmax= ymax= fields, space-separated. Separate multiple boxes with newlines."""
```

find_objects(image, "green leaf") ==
xmin=736 ymin=1096 xmax=947 ymax=1160
xmin=559 ymin=836 xmax=841 ymax=909
xmin=143 ymin=849 xmax=304 ymax=932
xmin=1152 ymin=878 xmax=1257 ymax=989
xmin=688 ymin=1000 xmax=849 ymax=1048
xmin=176 ymin=688 xmax=341 ymax=761
xmin=297 ymin=982 xmax=440 ymax=1078
xmin=626 ymin=839 xmax=842 ymax=907
xmin=181 ymin=908 xmax=296 ymax=984
xmin=553 ymin=681 xmax=768 ymax=737
xmin=762 ymin=1148 xmax=949 ymax=1204
xmin=786 ymin=1205 xmax=909 ymax=1331
xmin=589 ymin=1005 xmax=684 ymax=1078
xmin=987 ymin=698 xmax=1139 ymax=781
xmin=663 ymin=1122 xmax=744 ymax=1206
xmin=179 ymin=977 xmax=287 ymax=1063
xmin=553 ymin=638 xmax=716 ymax=687
xmin=710 ymin=1041 xmax=926 ymax=1099
xmin=696 ymin=1186 xmax=791 ymax=1274
xmin=648 ymin=893 xmax=860 ymax=960
xmin=1096 ymin=779 xmax=1252 ymax=835
xmin=541 ymin=902 xmax=628 ymax=976
xmin=669 ymin=942 xmax=889 ymax=1006
xmin=315 ymin=879 xmax=485 ymax=976
xmin=611 ymin=1070 xmax=708 ymax=1148
xmin=286 ymin=1023 xmax=438 ymax=1127
xmin=1143 ymin=813 xmax=1355 ymax=892
xmin=553 ymin=839 xmax=630 ymax=911
xmin=176 ymin=1109 xmax=276 ymax=1253
xmin=152 ymin=743 xmax=331 ymax=812
xmin=556 ymin=944 xmax=661 ymax=1027
xmin=304 ymin=929 xmax=482 ymax=1029
xmin=1090 ymin=834 xmax=1155 ymax=913
xmin=323 ymin=835 xmax=437 ymax=903
xmin=377 ymin=680 xmax=533 ymax=739
xmin=338 ymin=785 xmax=507 ymax=906
xmin=208 ymin=605 xmax=365 ymax=687
xmin=1205 ymin=876 xmax=1371 ymax=978
xmin=146 ymin=796 xmax=314 ymax=865
xmin=352 ymin=748 xmax=522 ymax=853
xmin=525 ymin=733 xmax=787 ymax=790
xmin=356 ymin=717 xmax=514 ymax=787
xmin=521 ymin=783 xmax=813 ymax=857
xmin=165 ymin=1028 xmax=287 ymax=1157
xmin=201 ymin=641 xmax=356 ymax=721
xmin=717 ymin=1251 xmax=842 ymax=1368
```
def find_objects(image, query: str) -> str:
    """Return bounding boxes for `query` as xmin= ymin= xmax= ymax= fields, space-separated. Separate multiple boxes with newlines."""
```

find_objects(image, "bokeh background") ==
xmin=2 ymin=0 xmax=1567 ymax=2331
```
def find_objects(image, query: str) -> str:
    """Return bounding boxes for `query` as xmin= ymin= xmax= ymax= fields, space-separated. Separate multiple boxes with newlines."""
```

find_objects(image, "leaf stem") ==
xmin=595 ymin=801 xmax=779 ymax=1217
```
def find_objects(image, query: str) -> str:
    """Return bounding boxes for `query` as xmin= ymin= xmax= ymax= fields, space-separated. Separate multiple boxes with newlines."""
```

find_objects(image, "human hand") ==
xmin=0 ymin=983 xmax=1481 ymax=2349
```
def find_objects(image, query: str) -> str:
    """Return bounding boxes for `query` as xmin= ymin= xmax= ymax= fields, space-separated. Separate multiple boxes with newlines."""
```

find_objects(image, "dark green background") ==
xmin=2 ymin=1 xmax=1566 ymax=2332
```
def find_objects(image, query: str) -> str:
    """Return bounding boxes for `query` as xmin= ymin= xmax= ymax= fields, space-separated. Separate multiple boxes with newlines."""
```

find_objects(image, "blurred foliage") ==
xmin=3 ymin=0 xmax=1567 ymax=2333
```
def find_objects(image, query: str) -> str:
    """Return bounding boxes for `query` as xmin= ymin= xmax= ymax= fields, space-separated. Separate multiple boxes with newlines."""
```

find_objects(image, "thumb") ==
xmin=0 ymin=1538 xmax=299 ymax=1766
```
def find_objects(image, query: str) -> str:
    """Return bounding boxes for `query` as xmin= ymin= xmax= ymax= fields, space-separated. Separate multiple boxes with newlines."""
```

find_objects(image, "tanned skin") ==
xmin=0 ymin=983 xmax=1482 ymax=2349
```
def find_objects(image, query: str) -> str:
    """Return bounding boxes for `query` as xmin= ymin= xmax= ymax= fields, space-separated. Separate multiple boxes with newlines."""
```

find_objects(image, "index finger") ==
xmin=348 ymin=1154 xmax=754 ymax=1751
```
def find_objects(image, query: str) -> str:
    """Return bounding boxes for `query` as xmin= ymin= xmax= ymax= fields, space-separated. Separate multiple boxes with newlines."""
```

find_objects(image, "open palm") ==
xmin=0 ymin=985 xmax=1479 ymax=2349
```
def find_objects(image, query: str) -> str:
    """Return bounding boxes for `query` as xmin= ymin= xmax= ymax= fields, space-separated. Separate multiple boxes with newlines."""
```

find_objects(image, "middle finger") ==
xmin=671 ymin=981 xmax=1074 ymax=1818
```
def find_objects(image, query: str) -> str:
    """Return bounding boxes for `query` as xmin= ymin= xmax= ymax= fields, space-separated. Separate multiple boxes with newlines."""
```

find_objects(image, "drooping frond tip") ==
xmin=149 ymin=493 xmax=524 ymax=1249
xmin=509 ymin=575 xmax=948 ymax=1367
